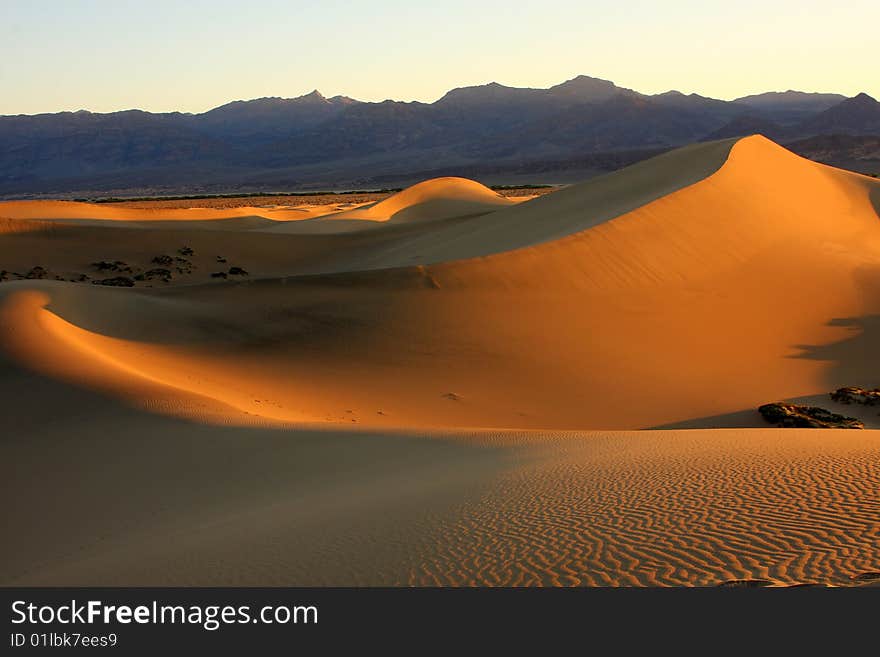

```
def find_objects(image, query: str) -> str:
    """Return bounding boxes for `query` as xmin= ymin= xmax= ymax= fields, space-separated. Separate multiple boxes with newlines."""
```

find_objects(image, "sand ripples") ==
xmin=414 ymin=430 xmax=880 ymax=586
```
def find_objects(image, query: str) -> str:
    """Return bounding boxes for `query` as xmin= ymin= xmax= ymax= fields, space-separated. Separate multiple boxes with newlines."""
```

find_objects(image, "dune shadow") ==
xmin=656 ymin=311 xmax=880 ymax=430
xmin=870 ymin=183 xmax=880 ymax=218
xmin=791 ymin=314 xmax=880 ymax=388
xmin=650 ymin=408 xmax=765 ymax=430
xmin=0 ymin=354 xmax=512 ymax=586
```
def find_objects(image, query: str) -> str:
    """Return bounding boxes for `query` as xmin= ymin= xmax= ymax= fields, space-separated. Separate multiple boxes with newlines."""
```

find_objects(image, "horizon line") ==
xmin=0 ymin=74 xmax=864 ymax=118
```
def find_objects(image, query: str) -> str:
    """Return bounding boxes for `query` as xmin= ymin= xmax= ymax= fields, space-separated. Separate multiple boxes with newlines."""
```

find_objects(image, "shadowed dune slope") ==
xmin=3 ymin=136 xmax=880 ymax=588
xmin=2 ymin=402 xmax=877 ymax=586
xmin=1 ymin=136 xmax=879 ymax=429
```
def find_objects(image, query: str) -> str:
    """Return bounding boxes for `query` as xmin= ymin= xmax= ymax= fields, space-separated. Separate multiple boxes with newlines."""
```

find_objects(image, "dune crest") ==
xmin=327 ymin=177 xmax=513 ymax=222
xmin=260 ymin=177 xmax=519 ymax=234
xmin=1 ymin=136 xmax=879 ymax=431
xmin=3 ymin=136 xmax=880 ymax=588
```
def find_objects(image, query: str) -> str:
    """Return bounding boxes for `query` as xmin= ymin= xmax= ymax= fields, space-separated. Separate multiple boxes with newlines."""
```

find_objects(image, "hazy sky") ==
xmin=1 ymin=0 xmax=876 ymax=115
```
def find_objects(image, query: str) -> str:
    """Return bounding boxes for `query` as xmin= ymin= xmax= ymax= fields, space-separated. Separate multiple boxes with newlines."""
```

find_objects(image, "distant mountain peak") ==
xmin=297 ymin=90 xmax=328 ymax=103
xmin=735 ymin=90 xmax=847 ymax=106
xmin=550 ymin=74 xmax=617 ymax=90
xmin=558 ymin=74 xmax=615 ymax=85
xmin=797 ymin=92 xmax=880 ymax=135
xmin=3 ymin=74 xmax=878 ymax=199
xmin=823 ymin=92 xmax=878 ymax=110
xmin=547 ymin=75 xmax=627 ymax=102
xmin=328 ymin=94 xmax=358 ymax=105
xmin=435 ymin=81 xmax=535 ymax=105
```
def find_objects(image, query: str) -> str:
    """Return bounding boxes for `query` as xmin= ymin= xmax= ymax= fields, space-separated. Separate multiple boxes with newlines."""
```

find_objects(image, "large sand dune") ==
xmin=2 ymin=135 xmax=879 ymax=586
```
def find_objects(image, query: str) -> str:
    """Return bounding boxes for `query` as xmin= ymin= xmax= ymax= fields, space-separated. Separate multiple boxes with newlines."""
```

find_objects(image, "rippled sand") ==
xmin=2 ymin=387 xmax=877 ymax=586
xmin=417 ymin=430 xmax=880 ymax=586
xmin=2 ymin=136 xmax=879 ymax=586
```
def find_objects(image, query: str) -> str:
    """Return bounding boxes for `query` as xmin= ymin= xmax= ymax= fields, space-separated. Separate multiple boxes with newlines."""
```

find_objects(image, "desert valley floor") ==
xmin=1 ymin=136 xmax=879 ymax=586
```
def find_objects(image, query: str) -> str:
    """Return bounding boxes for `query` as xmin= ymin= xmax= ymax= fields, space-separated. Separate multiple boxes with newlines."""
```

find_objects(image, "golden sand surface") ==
xmin=2 ymin=136 xmax=879 ymax=586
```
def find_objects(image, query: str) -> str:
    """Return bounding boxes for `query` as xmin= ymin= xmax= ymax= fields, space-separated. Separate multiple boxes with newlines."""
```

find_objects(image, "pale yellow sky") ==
xmin=1 ymin=0 xmax=876 ymax=115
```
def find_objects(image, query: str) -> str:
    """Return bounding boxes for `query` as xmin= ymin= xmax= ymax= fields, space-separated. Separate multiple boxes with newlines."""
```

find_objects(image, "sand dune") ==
xmin=2 ymin=379 xmax=877 ymax=586
xmin=2 ymin=135 xmax=880 ymax=586
xmin=314 ymin=177 xmax=514 ymax=223
xmin=0 ymin=199 xmax=335 ymax=224
xmin=255 ymin=178 xmax=520 ymax=234
xmin=0 ymin=178 xmax=528 ymax=237
xmin=3 ymin=135 xmax=878 ymax=429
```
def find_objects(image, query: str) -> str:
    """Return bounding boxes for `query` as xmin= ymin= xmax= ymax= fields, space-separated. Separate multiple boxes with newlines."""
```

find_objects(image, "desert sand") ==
xmin=2 ymin=135 xmax=879 ymax=586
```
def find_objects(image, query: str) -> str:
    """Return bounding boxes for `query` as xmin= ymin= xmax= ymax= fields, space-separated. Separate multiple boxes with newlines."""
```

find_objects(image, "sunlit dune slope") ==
xmin=246 ymin=138 xmax=735 ymax=249
xmin=0 ymin=145 xmax=730 ymax=282
xmin=4 ymin=135 xmax=880 ymax=590
xmin=256 ymin=177 xmax=518 ymax=234
xmin=319 ymin=177 xmax=513 ymax=222
xmin=1 ymin=136 xmax=879 ymax=430
xmin=0 ymin=177 xmax=521 ymax=237
xmin=297 ymin=138 xmax=737 ymax=263
xmin=367 ymin=176 xmax=512 ymax=217
xmin=0 ymin=199 xmax=341 ymax=227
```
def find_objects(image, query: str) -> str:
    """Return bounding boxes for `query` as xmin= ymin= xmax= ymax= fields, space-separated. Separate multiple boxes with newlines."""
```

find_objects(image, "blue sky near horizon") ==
xmin=1 ymin=0 xmax=876 ymax=115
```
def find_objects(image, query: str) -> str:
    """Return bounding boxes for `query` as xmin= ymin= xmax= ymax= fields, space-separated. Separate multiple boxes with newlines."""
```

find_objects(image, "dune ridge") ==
xmin=3 ymin=135 xmax=880 ymax=587
xmin=307 ymin=176 xmax=514 ymax=223
xmin=2 ymin=136 xmax=878 ymax=430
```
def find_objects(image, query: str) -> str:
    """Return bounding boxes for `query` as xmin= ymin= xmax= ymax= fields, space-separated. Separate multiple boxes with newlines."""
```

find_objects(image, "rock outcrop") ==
xmin=93 ymin=276 xmax=135 ymax=287
xmin=758 ymin=402 xmax=863 ymax=429
xmin=830 ymin=386 xmax=880 ymax=406
xmin=91 ymin=260 xmax=132 ymax=274
xmin=134 ymin=268 xmax=172 ymax=283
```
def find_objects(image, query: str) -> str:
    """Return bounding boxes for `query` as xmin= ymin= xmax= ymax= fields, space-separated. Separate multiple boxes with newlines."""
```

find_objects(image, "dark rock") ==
xmin=216 ymin=256 xmax=227 ymax=263
xmin=228 ymin=266 xmax=249 ymax=276
xmin=830 ymin=386 xmax=880 ymax=406
xmin=210 ymin=271 xmax=228 ymax=279
xmin=151 ymin=255 xmax=174 ymax=266
xmin=134 ymin=268 xmax=172 ymax=282
xmin=24 ymin=266 xmax=49 ymax=279
xmin=758 ymin=402 xmax=863 ymax=429
xmin=91 ymin=260 xmax=131 ymax=273
xmin=93 ymin=276 xmax=135 ymax=287
xmin=178 ymin=246 xmax=194 ymax=256
xmin=173 ymin=257 xmax=194 ymax=275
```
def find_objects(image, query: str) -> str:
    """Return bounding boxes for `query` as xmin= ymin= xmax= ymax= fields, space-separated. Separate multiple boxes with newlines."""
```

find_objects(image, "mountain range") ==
xmin=2 ymin=75 xmax=879 ymax=197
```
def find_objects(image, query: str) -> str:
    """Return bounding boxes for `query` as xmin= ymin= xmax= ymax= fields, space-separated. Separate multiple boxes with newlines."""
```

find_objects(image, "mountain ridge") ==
xmin=1 ymin=76 xmax=877 ymax=197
